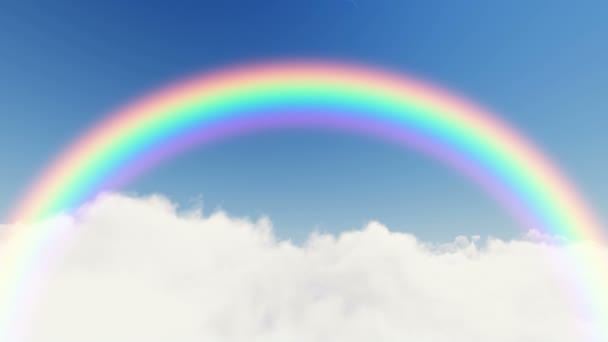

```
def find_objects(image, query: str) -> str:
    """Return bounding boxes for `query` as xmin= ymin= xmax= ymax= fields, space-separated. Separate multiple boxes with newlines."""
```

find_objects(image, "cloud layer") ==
xmin=6 ymin=193 xmax=601 ymax=341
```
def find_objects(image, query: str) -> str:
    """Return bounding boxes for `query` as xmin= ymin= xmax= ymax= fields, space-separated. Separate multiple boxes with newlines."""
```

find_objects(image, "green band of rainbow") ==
xmin=2 ymin=61 xmax=607 ymax=340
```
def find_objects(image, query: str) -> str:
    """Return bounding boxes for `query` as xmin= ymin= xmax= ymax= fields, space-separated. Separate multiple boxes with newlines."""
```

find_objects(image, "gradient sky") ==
xmin=1 ymin=1 xmax=606 ymax=242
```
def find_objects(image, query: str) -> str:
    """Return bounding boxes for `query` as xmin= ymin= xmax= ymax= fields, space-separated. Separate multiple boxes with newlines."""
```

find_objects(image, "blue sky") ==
xmin=1 ymin=0 xmax=606 ymax=242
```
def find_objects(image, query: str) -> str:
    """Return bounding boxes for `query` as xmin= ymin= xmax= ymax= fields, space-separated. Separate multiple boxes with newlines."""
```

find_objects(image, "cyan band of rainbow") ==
xmin=3 ymin=60 xmax=607 ymax=340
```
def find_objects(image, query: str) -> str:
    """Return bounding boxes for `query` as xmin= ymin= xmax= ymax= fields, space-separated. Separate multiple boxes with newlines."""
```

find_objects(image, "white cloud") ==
xmin=3 ymin=193 xmax=602 ymax=341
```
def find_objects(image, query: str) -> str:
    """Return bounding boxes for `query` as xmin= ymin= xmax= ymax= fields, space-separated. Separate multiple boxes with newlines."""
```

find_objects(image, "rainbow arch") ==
xmin=3 ymin=60 xmax=607 ymax=340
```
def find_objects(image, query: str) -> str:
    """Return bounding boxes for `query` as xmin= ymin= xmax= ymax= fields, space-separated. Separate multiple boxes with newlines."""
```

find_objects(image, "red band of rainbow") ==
xmin=3 ymin=61 xmax=607 ymax=340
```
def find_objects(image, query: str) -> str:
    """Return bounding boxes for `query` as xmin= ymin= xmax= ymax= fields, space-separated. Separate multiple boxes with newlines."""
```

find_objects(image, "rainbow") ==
xmin=2 ymin=60 xmax=607 ymax=340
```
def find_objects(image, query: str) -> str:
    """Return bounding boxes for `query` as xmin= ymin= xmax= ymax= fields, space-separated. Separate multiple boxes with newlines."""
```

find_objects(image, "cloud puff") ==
xmin=6 ymin=193 xmax=601 ymax=341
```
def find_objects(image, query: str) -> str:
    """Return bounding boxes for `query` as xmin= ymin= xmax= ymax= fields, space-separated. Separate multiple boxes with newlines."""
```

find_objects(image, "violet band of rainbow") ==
xmin=102 ymin=110 xmax=540 ymax=231
xmin=3 ymin=60 xmax=607 ymax=340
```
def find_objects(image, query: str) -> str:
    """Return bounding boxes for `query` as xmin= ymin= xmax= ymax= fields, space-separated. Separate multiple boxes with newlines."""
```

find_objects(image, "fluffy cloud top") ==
xmin=4 ymin=193 xmax=602 ymax=341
